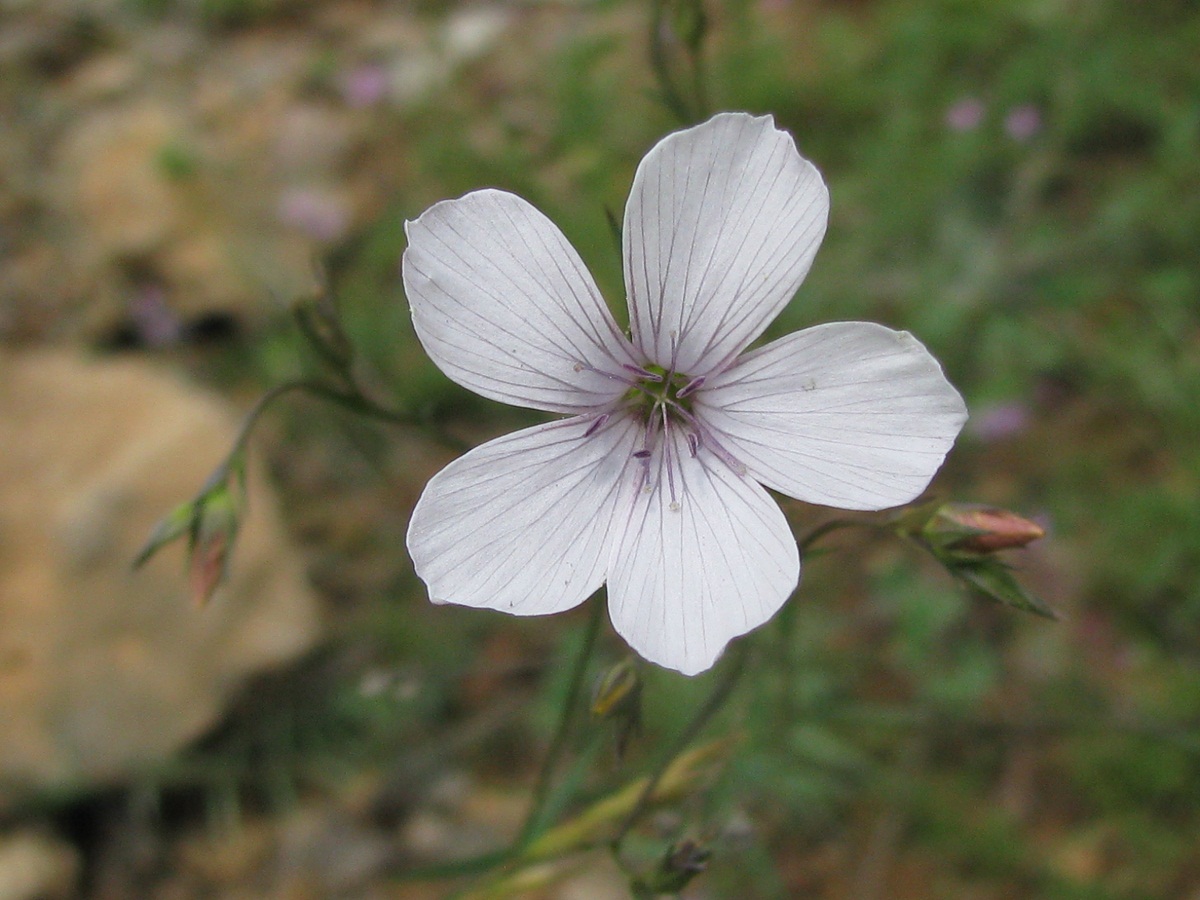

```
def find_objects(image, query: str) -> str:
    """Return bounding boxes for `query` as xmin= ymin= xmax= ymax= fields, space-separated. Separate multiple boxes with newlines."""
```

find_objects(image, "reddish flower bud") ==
xmin=135 ymin=459 xmax=243 ymax=608
xmin=935 ymin=504 xmax=1045 ymax=553
xmin=189 ymin=528 xmax=229 ymax=608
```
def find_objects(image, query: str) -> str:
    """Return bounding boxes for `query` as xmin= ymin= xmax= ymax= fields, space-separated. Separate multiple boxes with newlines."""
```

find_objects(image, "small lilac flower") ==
xmin=402 ymin=113 xmax=967 ymax=675
xmin=945 ymin=97 xmax=985 ymax=132
xmin=277 ymin=187 xmax=350 ymax=243
xmin=129 ymin=285 xmax=183 ymax=347
xmin=1005 ymin=104 xmax=1042 ymax=142
xmin=337 ymin=63 xmax=390 ymax=108
xmin=969 ymin=402 xmax=1030 ymax=442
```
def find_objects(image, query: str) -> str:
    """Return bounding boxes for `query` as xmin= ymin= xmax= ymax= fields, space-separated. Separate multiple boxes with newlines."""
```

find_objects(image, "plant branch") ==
xmin=610 ymin=641 xmax=749 ymax=852
xmin=517 ymin=596 xmax=607 ymax=847
xmin=649 ymin=0 xmax=693 ymax=124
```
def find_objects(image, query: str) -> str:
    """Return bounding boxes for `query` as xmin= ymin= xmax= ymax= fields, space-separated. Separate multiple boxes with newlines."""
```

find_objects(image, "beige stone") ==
xmin=0 ymin=830 xmax=79 ymax=900
xmin=56 ymin=102 xmax=186 ymax=261
xmin=0 ymin=349 xmax=321 ymax=801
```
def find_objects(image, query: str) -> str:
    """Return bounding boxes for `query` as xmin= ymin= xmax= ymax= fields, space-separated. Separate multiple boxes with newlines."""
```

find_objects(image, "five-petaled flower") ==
xmin=402 ymin=112 xmax=968 ymax=675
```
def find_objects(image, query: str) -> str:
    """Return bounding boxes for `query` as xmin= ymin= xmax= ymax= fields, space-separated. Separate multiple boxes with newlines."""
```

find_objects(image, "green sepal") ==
xmin=133 ymin=498 xmax=201 ymax=568
xmin=950 ymin=557 xmax=1058 ymax=620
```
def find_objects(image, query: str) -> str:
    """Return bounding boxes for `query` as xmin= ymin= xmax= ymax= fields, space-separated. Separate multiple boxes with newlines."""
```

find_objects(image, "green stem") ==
xmin=649 ymin=0 xmax=693 ymax=124
xmin=210 ymin=377 xmax=468 ymax=491
xmin=798 ymin=517 xmax=866 ymax=552
xmin=391 ymin=850 xmax=514 ymax=883
xmin=610 ymin=640 xmax=749 ymax=852
xmin=517 ymin=595 xmax=607 ymax=847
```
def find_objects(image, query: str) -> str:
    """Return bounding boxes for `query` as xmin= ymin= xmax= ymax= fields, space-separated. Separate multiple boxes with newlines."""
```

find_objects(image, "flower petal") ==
xmin=404 ymin=189 xmax=638 ymax=414
xmin=407 ymin=414 xmax=641 ymax=616
xmin=606 ymin=430 xmax=799 ymax=675
xmin=698 ymin=322 xmax=969 ymax=510
xmin=623 ymin=112 xmax=829 ymax=376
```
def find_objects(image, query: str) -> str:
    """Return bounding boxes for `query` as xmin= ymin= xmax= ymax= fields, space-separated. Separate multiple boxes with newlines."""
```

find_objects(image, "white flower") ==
xmin=402 ymin=112 xmax=968 ymax=675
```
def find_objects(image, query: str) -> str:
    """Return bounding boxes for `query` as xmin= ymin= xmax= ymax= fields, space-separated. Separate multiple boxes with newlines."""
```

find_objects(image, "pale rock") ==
xmin=55 ymin=102 xmax=186 ymax=261
xmin=272 ymin=104 xmax=356 ymax=177
xmin=442 ymin=8 xmax=511 ymax=63
xmin=51 ymin=98 xmax=298 ymax=335
xmin=0 ymin=349 xmax=321 ymax=802
xmin=5 ymin=4 xmax=513 ymax=346
xmin=64 ymin=52 xmax=140 ymax=103
xmin=0 ymin=830 xmax=79 ymax=900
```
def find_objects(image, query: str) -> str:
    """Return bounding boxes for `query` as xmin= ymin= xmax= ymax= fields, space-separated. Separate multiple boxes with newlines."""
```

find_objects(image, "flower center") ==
xmin=624 ymin=367 xmax=688 ymax=511
xmin=628 ymin=364 xmax=701 ymax=414
xmin=577 ymin=359 xmax=745 ymax=512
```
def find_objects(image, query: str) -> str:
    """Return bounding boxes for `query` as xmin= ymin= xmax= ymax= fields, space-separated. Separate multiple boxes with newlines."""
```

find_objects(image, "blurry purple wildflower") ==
xmin=129 ymin=285 xmax=183 ymax=347
xmin=945 ymin=98 xmax=985 ymax=132
xmin=277 ymin=187 xmax=350 ymax=243
xmin=969 ymin=402 xmax=1031 ymax=442
xmin=337 ymin=63 xmax=390 ymax=108
xmin=1005 ymin=104 xmax=1042 ymax=142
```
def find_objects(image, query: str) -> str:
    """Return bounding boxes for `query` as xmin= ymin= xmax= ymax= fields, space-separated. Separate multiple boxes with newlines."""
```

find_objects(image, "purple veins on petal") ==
xmin=584 ymin=413 xmax=611 ymax=438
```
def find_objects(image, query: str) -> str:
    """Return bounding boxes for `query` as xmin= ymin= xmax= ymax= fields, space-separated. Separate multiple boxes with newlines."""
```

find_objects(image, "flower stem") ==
xmin=798 ymin=517 xmax=864 ymax=552
xmin=609 ymin=640 xmax=749 ymax=853
xmin=211 ymin=376 xmax=469 ymax=487
xmin=649 ymin=0 xmax=693 ymax=124
xmin=517 ymin=595 xmax=606 ymax=847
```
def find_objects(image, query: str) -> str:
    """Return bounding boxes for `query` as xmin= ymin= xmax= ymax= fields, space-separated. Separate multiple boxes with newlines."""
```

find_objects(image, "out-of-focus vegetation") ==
xmin=14 ymin=0 xmax=1199 ymax=896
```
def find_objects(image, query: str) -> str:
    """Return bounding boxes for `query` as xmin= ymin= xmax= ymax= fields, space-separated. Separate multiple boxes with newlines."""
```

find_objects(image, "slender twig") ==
xmin=610 ymin=641 xmax=749 ymax=851
xmin=396 ymin=850 xmax=515 ymax=883
xmin=687 ymin=50 xmax=709 ymax=121
xmin=517 ymin=596 xmax=607 ymax=847
xmin=649 ymin=0 xmax=693 ymax=123
xmin=798 ymin=517 xmax=871 ymax=552
xmin=217 ymin=378 xmax=468 ymax=479
xmin=684 ymin=4 xmax=709 ymax=118
xmin=297 ymin=379 xmax=470 ymax=452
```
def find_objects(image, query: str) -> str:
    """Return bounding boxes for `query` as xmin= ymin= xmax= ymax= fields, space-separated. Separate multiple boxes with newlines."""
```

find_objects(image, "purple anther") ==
xmin=686 ymin=432 xmax=699 ymax=457
xmin=624 ymin=363 xmax=663 ymax=382
xmin=583 ymin=414 xmax=610 ymax=438
xmin=632 ymin=449 xmax=652 ymax=459
xmin=677 ymin=375 xmax=706 ymax=399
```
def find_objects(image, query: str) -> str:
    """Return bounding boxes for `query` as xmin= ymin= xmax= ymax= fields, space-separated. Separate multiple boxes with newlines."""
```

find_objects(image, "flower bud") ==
xmin=592 ymin=657 xmax=641 ymax=719
xmin=931 ymin=503 xmax=1045 ymax=554
xmin=187 ymin=484 xmax=240 ymax=607
xmin=892 ymin=501 xmax=1055 ymax=618
xmin=592 ymin=657 xmax=642 ymax=760
xmin=638 ymin=839 xmax=712 ymax=894
xmin=134 ymin=459 xmax=243 ymax=607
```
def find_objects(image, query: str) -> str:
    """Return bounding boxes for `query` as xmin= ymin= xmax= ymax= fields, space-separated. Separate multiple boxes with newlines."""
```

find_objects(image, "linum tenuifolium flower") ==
xmin=402 ymin=113 xmax=968 ymax=676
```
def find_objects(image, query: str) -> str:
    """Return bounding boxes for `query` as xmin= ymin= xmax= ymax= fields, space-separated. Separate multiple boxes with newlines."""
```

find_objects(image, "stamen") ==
xmin=686 ymin=432 xmax=699 ymax=457
xmin=661 ymin=406 xmax=680 ymax=511
xmin=623 ymin=363 xmax=662 ymax=382
xmin=574 ymin=360 xmax=636 ymax=386
xmin=670 ymin=405 xmax=747 ymax=476
xmin=666 ymin=330 xmax=680 ymax=381
xmin=676 ymin=375 xmax=705 ymax=399
xmin=633 ymin=401 xmax=663 ymax=462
